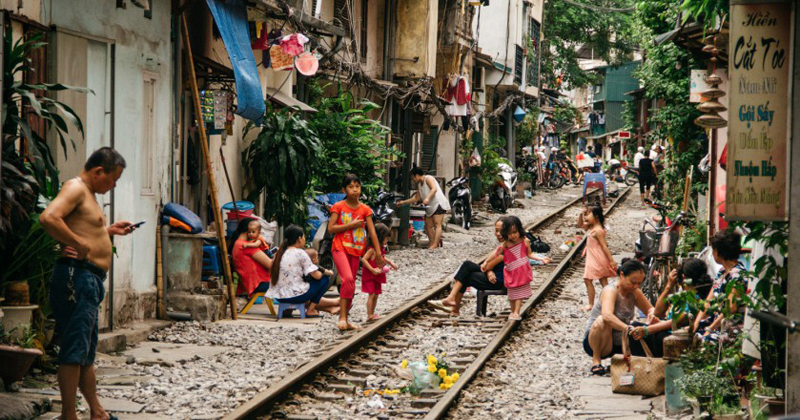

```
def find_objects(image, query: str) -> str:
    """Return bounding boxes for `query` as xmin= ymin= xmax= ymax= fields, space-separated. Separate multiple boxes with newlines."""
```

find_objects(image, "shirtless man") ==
xmin=40 ymin=147 xmax=134 ymax=420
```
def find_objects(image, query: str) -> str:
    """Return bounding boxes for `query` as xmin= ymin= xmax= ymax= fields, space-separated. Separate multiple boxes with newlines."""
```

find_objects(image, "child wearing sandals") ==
xmin=484 ymin=216 xmax=550 ymax=320
xmin=578 ymin=205 xmax=618 ymax=311
xmin=361 ymin=223 xmax=398 ymax=321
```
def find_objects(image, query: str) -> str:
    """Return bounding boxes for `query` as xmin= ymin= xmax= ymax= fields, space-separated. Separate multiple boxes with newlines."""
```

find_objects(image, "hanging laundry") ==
xmin=270 ymin=44 xmax=294 ymax=71
xmin=443 ymin=74 xmax=470 ymax=117
xmin=280 ymin=33 xmax=310 ymax=57
xmin=251 ymin=23 xmax=270 ymax=50
xmin=597 ymin=112 xmax=605 ymax=125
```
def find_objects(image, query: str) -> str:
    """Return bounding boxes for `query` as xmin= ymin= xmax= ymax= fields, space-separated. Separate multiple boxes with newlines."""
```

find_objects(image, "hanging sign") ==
xmin=726 ymin=1 xmax=793 ymax=221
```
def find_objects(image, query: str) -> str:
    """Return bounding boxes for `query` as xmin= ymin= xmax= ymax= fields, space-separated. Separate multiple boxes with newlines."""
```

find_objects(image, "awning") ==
xmin=265 ymin=88 xmax=317 ymax=113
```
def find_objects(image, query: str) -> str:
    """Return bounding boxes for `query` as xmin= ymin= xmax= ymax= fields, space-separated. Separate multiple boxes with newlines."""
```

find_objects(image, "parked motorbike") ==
xmin=447 ymin=177 xmax=472 ymax=229
xmin=370 ymin=190 xmax=399 ymax=227
xmin=625 ymin=167 xmax=639 ymax=186
xmin=490 ymin=163 xmax=518 ymax=213
xmin=547 ymin=161 xmax=567 ymax=190
xmin=310 ymin=198 xmax=336 ymax=272
xmin=520 ymin=156 xmax=539 ymax=196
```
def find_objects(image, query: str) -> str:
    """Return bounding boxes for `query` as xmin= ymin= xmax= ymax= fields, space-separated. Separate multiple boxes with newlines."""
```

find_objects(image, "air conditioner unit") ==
xmin=473 ymin=67 xmax=486 ymax=92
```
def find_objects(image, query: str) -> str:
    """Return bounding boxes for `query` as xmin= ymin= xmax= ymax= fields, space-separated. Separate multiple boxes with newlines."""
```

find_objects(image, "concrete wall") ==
xmin=394 ymin=0 xmax=437 ymax=78
xmin=473 ymin=0 xmax=523 ymax=79
xmin=41 ymin=0 xmax=173 ymax=324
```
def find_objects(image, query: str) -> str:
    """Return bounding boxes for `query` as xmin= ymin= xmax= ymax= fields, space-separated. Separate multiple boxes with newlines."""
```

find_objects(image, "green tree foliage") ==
xmin=242 ymin=107 xmax=321 ymax=227
xmin=632 ymin=1 xmax=707 ymax=207
xmin=541 ymin=0 xmax=636 ymax=89
xmin=307 ymin=89 xmax=395 ymax=197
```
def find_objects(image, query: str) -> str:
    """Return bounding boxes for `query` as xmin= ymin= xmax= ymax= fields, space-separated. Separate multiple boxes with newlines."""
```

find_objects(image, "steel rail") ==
xmin=423 ymin=186 xmax=633 ymax=420
xmin=223 ymin=189 xmax=602 ymax=420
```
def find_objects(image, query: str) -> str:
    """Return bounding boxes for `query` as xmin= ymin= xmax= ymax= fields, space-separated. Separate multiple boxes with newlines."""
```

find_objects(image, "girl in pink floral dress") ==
xmin=578 ymin=205 xmax=618 ymax=311
xmin=484 ymin=216 xmax=550 ymax=320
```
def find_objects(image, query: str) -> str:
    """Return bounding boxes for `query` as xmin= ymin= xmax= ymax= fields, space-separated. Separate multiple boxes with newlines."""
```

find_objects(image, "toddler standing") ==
xmin=578 ymin=205 xmax=617 ymax=311
xmin=361 ymin=223 xmax=398 ymax=321
xmin=484 ymin=216 xmax=550 ymax=320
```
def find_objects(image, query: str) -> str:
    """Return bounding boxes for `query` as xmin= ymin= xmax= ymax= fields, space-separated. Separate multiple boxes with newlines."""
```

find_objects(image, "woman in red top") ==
xmin=230 ymin=218 xmax=272 ymax=295
xmin=328 ymin=174 xmax=385 ymax=331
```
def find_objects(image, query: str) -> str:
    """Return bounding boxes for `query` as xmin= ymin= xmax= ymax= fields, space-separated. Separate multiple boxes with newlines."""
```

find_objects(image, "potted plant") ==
xmin=0 ymin=324 xmax=43 ymax=388
xmin=676 ymin=369 xmax=737 ymax=417
xmin=710 ymin=395 xmax=745 ymax=420
xmin=749 ymin=381 xmax=774 ymax=420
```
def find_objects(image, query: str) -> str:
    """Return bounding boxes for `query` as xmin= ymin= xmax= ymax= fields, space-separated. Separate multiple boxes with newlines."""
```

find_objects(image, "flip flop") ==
xmin=508 ymin=313 xmax=522 ymax=321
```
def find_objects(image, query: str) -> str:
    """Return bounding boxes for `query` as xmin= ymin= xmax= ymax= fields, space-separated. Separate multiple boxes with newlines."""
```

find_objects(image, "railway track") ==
xmin=223 ymin=188 xmax=630 ymax=420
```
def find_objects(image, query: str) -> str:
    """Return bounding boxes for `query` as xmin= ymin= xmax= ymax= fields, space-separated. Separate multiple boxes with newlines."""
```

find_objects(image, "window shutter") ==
xmin=421 ymin=126 xmax=439 ymax=174
xmin=514 ymin=45 xmax=524 ymax=85
xmin=360 ymin=0 xmax=368 ymax=60
xmin=334 ymin=0 xmax=352 ymax=34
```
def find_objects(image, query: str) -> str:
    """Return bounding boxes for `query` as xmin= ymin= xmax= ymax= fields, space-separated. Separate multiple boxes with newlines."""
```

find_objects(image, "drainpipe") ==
xmin=108 ymin=43 xmax=117 ymax=332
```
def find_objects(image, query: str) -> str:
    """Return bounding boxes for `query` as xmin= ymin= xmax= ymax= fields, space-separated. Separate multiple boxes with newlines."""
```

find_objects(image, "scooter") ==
xmin=520 ymin=155 xmax=539 ymax=196
xmin=370 ymin=190 xmax=399 ymax=227
xmin=490 ymin=163 xmax=518 ymax=213
xmin=447 ymin=177 xmax=472 ymax=229
xmin=310 ymin=198 xmax=336 ymax=273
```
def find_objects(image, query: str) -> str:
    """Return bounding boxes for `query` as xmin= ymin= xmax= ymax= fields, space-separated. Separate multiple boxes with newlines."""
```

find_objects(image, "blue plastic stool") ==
xmin=583 ymin=173 xmax=607 ymax=205
xmin=275 ymin=301 xmax=307 ymax=319
xmin=202 ymin=245 xmax=222 ymax=280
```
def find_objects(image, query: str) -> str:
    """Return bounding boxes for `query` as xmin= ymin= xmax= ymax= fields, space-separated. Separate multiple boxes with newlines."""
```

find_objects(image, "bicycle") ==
xmin=637 ymin=200 xmax=694 ymax=304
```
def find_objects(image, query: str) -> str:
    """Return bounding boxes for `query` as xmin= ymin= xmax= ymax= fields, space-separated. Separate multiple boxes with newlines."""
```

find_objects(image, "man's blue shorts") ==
xmin=50 ymin=259 xmax=106 ymax=366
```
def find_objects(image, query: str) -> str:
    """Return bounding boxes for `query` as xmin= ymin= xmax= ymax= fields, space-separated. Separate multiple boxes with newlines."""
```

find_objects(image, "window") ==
xmin=141 ymin=71 xmax=157 ymax=196
xmin=334 ymin=0 xmax=352 ymax=34
xmin=360 ymin=0 xmax=368 ymax=61
xmin=527 ymin=19 xmax=540 ymax=87
xmin=311 ymin=0 xmax=321 ymax=17
xmin=514 ymin=45 xmax=524 ymax=85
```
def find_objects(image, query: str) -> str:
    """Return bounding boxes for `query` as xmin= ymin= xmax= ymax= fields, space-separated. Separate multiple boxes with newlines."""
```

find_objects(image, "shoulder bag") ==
xmin=610 ymin=329 xmax=668 ymax=397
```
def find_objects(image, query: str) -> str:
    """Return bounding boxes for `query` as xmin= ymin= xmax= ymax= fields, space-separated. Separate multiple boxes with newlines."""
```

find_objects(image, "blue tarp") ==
xmin=205 ymin=0 xmax=265 ymax=124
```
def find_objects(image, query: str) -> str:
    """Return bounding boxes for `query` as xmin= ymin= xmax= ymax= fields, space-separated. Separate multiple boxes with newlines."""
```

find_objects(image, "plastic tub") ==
xmin=222 ymin=201 xmax=255 ymax=220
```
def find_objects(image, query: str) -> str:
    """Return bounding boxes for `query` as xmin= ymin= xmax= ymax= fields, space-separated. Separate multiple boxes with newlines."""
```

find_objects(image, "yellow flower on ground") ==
xmin=427 ymin=355 xmax=437 ymax=365
xmin=427 ymin=364 xmax=437 ymax=373
xmin=438 ymin=368 xmax=447 ymax=378
xmin=441 ymin=352 xmax=446 ymax=358
xmin=443 ymin=375 xmax=453 ymax=385
xmin=440 ymin=383 xmax=447 ymax=390
xmin=401 ymin=360 xmax=408 ymax=369
xmin=452 ymin=373 xmax=460 ymax=381
xmin=364 ymin=390 xmax=372 ymax=396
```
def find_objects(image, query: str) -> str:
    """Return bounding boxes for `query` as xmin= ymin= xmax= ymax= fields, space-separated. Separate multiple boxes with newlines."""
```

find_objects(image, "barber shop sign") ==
xmin=727 ymin=0 xmax=793 ymax=221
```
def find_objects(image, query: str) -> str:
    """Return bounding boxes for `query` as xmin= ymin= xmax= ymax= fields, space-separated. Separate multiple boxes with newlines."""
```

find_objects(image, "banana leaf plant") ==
xmin=1 ymin=29 xmax=90 ymax=249
xmin=242 ymin=105 xmax=321 ymax=228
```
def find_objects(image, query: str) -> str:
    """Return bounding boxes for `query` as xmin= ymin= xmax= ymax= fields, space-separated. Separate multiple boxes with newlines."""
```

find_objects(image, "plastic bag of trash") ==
xmin=408 ymin=361 xmax=440 ymax=394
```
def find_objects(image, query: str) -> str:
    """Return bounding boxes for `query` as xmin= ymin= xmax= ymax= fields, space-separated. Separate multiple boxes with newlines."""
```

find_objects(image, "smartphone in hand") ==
xmin=131 ymin=220 xmax=146 ymax=229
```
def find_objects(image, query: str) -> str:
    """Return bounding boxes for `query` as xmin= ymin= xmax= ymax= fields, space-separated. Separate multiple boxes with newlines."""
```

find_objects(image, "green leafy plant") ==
xmin=680 ymin=0 xmax=729 ymax=32
xmin=0 ymin=214 xmax=59 ymax=318
xmin=1 ymin=30 xmax=89 ymax=249
xmin=242 ymin=106 xmax=321 ymax=227
xmin=709 ymin=394 xmax=742 ymax=415
xmin=479 ymin=135 xmax=510 ymax=196
xmin=676 ymin=369 xmax=737 ymax=399
xmin=307 ymin=88 xmax=396 ymax=197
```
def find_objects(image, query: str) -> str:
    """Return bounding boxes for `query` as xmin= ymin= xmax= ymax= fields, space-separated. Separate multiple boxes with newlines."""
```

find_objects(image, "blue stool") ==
xmin=275 ymin=301 xmax=307 ymax=319
xmin=202 ymin=245 xmax=222 ymax=280
xmin=583 ymin=173 xmax=607 ymax=205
